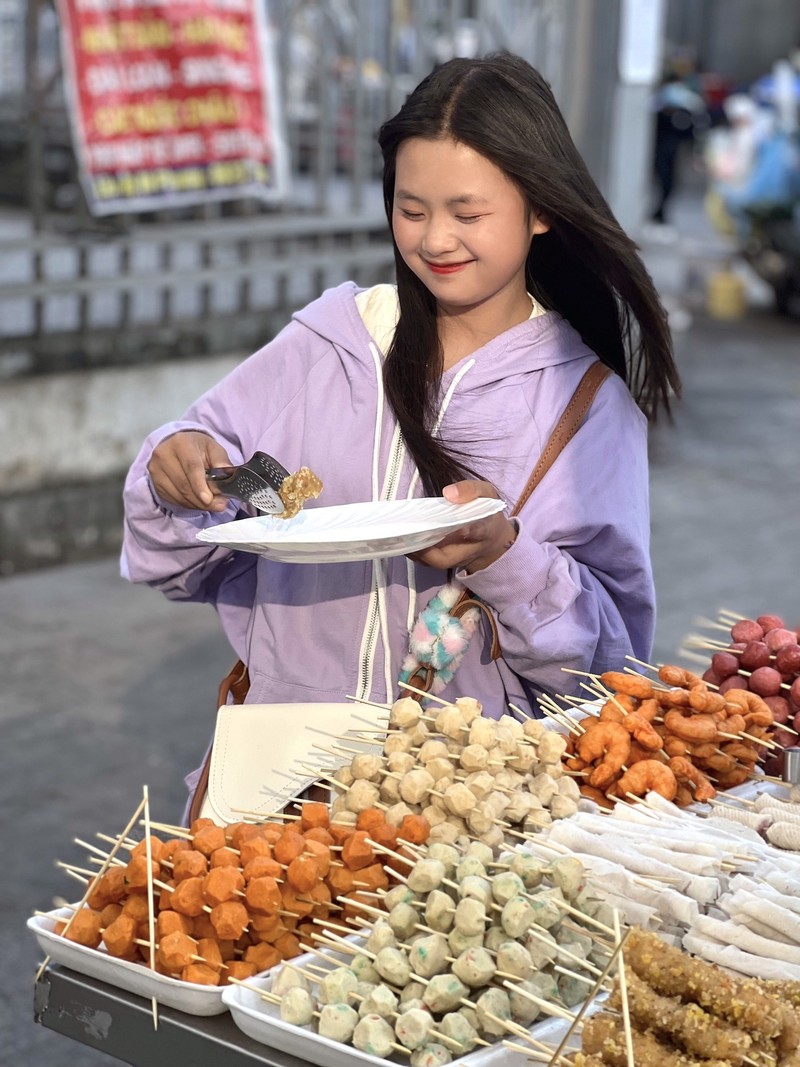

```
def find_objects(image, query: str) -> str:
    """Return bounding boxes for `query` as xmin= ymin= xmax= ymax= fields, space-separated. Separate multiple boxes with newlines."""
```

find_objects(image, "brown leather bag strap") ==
xmin=187 ymin=659 xmax=251 ymax=826
xmin=511 ymin=361 xmax=613 ymax=517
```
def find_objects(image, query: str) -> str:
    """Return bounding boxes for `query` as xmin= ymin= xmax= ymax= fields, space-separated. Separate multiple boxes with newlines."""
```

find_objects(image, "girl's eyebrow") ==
xmin=395 ymin=190 xmax=489 ymax=206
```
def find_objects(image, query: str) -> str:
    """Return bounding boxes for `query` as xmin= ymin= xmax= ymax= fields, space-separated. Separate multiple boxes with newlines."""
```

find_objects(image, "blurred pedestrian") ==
xmin=649 ymin=72 xmax=708 ymax=230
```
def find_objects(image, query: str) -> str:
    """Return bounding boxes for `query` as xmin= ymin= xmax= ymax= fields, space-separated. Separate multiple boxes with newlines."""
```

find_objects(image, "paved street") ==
xmin=3 ymin=191 xmax=800 ymax=1065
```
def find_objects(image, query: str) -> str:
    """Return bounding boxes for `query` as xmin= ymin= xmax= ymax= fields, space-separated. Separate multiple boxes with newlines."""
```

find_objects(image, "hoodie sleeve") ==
xmin=459 ymin=376 xmax=655 ymax=696
xmin=120 ymin=317 xmax=318 ymax=603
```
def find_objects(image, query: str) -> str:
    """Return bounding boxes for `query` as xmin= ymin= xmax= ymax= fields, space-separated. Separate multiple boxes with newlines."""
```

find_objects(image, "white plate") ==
xmin=222 ymin=948 xmax=590 ymax=1067
xmin=29 ymin=907 xmax=231 ymax=1016
xmin=196 ymin=497 xmax=507 ymax=563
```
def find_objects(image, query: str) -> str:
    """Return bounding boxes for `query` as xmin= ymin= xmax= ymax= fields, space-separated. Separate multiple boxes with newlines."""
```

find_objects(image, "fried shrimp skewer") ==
xmin=607 ymin=968 xmax=753 ymax=1064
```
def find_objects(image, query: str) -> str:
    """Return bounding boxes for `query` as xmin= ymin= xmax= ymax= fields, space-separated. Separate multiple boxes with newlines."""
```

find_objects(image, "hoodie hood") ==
xmin=291 ymin=281 xmax=598 ymax=393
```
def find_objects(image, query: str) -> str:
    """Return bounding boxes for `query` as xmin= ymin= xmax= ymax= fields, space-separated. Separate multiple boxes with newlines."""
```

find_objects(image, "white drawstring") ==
xmin=405 ymin=359 xmax=475 ymax=632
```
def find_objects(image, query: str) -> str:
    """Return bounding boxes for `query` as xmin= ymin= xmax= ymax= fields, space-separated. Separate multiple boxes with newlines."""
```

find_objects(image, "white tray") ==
xmin=29 ymin=906 xmax=231 ymax=1016
xmin=221 ymin=959 xmax=589 ymax=1067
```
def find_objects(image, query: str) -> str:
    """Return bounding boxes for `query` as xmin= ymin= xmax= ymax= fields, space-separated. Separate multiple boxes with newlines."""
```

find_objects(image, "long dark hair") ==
xmin=378 ymin=52 xmax=680 ymax=495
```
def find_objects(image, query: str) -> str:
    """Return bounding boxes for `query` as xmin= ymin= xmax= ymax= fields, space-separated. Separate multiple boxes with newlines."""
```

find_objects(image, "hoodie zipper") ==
xmin=356 ymin=425 xmax=406 ymax=701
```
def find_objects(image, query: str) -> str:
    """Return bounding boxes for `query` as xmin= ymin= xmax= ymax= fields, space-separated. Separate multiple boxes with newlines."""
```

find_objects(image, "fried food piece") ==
xmin=658 ymin=665 xmax=703 ymax=688
xmin=156 ymin=910 xmax=193 ymax=939
xmin=614 ymin=760 xmax=677 ymax=801
xmin=577 ymin=722 xmax=631 ymax=790
xmin=286 ymin=854 xmax=320 ymax=894
xmin=172 ymin=849 xmax=208 ymax=882
xmin=246 ymin=875 xmax=282 ymax=914
xmin=600 ymin=671 xmax=655 ymax=699
xmin=181 ymin=962 xmax=220 ymax=986
xmin=202 ymin=866 xmax=245 ymax=907
xmin=210 ymin=900 xmax=249 ymax=940
xmin=170 ymin=876 xmax=207 ymax=917
xmin=578 ymin=784 xmax=615 ymax=809
xmin=243 ymin=942 xmax=282 ymax=972
xmin=102 ymin=913 xmax=138 ymax=959
xmin=222 ymin=960 xmax=259 ymax=984
xmin=209 ymin=846 xmax=240 ymax=869
xmin=398 ymin=813 xmax=431 ymax=845
xmin=124 ymin=854 xmax=161 ymax=889
xmin=667 ymin=757 xmax=717 ymax=802
xmin=273 ymin=830 xmax=307 ymax=866
xmin=157 ymin=930 xmax=199 ymax=972
xmin=279 ymin=466 xmax=323 ymax=519
xmin=581 ymin=1011 xmax=733 ymax=1066
xmin=86 ymin=866 xmax=128 ymax=909
xmin=608 ymin=967 xmax=753 ymax=1063
xmin=300 ymin=801 xmax=330 ymax=831
xmin=63 ymin=908 xmax=103 ymax=948
xmin=242 ymin=855 xmax=283 ymax=882
xmin=342 ymin=830 xmax=376 ymax=871
xmin=626 ymin=928 xmax=783 ymax=1039
xmin=238 ymin=836 xmax=272 ymax=867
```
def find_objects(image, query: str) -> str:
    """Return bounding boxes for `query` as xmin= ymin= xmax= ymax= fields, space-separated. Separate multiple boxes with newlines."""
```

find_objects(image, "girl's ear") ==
xmin=530 ymin=212 xmax=551 ymax=236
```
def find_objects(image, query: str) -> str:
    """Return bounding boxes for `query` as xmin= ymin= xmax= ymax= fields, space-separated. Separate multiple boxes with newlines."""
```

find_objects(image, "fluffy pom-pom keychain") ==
xmin=398 ymin=582 xmax=481 ymax=696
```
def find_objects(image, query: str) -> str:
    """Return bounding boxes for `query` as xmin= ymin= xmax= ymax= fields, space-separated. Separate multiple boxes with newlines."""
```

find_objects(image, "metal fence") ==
xmin=0 ymin=0 xmax=592 ymax=371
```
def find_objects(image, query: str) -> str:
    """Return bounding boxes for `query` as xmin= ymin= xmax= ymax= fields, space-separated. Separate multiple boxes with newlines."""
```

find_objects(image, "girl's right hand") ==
xmin=148 ymin=431 xmax=234 ymax=512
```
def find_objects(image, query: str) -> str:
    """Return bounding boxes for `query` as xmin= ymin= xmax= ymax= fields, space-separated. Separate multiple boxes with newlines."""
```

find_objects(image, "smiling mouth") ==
xmin=425 ymin=260 xmax=472 ymax=274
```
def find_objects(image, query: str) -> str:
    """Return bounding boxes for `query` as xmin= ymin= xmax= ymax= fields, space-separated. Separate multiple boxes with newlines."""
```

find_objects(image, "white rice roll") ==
xmin=279 ymin=986 xmax=316 ymax=1026
xmin=318 ymin=1003 xmax=359 ymax=1043
xmin=353 ymin=1013 xmax=396 ymax=1057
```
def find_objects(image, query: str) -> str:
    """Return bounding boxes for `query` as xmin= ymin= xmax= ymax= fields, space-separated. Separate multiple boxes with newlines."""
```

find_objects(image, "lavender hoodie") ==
xmin=122 ymin=281 xmax=654 ymax=720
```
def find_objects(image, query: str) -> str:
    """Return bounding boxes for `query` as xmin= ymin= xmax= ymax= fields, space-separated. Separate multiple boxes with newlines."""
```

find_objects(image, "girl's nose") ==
xmin=421 ymin=216 xmax=458 ymax=256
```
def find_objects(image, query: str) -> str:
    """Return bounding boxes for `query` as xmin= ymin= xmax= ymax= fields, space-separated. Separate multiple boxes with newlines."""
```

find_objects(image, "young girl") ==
xmin=122 ymin=53 xmax=679 ymax=809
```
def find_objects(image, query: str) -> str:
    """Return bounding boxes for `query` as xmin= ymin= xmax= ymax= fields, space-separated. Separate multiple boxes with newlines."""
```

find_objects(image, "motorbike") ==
xmin=740 ymin=205 xmax=800 ymax=316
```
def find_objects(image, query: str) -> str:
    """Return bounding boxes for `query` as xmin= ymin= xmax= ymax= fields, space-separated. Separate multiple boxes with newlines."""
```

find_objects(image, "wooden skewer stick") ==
xmin=613 ymin=909 xmax=634 ymax=1067
xmin=142 ymin=785 xmax=159 ymax=1030
xmin=35 ymin=794 xmax=150 ymax=985
xmin=396 ymin=680 xmax=453 ymax=706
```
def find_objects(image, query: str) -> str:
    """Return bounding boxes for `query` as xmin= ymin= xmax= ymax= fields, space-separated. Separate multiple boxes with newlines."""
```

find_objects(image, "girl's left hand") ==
xmin=410 ymin=481 xmax=517 ymax=574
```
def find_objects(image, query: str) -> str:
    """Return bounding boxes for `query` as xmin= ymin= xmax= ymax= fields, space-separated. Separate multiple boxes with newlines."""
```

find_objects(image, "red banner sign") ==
xmin=57 ymin=0 xmax=288 ymax=214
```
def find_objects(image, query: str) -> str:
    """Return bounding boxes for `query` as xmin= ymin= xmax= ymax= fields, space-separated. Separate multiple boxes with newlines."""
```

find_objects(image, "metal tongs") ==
xmin=205 ymin=451 xmax=290 ymax=514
